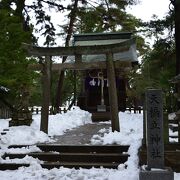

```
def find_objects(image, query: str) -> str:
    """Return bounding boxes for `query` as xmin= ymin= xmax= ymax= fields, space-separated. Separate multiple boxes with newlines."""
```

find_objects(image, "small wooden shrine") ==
xmin=72 ymin=33 xmax=138 ymax=121
xmin=23 ymin=32 xmax=138 ymax=133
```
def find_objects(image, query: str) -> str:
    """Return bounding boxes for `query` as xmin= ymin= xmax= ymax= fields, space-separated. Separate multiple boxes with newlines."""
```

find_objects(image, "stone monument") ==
xmin=139 ymin=89 xmax=174 ymax=180
xmin=10 ymin=85 xmax=32 ymax=126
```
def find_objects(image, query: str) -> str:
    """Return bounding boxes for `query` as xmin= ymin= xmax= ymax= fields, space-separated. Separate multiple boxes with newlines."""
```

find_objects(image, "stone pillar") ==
xmin=146 ymin=89 xmax=164 ymax=169
xmin=139 ymin=89 xmax=174 ymax=180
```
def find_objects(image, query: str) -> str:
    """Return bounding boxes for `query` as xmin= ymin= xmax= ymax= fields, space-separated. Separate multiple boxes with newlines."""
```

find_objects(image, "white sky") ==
xmin=50 ymin=0 xmax=171 ymax=27
xmin=127 ymin=0 xmax=170 ymax=21
xmin=33 ymin=0 xmax=171 ymax=46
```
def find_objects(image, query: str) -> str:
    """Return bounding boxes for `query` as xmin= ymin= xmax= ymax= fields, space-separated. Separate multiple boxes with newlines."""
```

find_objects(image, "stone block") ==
xmin=146 ymin=89 xmax=164 ymax=169
xmin=139 ymin=167 xmax=174 ymax=180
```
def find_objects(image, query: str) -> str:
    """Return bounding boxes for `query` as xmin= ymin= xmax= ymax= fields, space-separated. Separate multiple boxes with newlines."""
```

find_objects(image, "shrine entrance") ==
xmin=72 ymin=33 xmax=137 ymax=121
xmin=23 ymin=32 xmax=138 ymax=133
xmin=77 ymin=69 xmax=127 ymax=121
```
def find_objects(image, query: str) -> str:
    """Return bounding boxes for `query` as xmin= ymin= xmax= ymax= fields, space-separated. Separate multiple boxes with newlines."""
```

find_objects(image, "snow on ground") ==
xmin=0 ymin=119 xmax=9 ymax=132
xmin=0 ymin=107 xmax=92 ymax=166
xmin=0 ymin=108 xmax=180 ymax=179
xmin=91 ymin=112 xmax=143 ymax=177
xmin=0 ymin=107 xmax=92 ymax=147
xmin=169 ymin=112 xmax=178 ymax=143
xmin=31 ymin=106 xmax=92 ymax=137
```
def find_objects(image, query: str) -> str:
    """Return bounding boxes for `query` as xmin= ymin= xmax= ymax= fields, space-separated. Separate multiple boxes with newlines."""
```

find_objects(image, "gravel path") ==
xmin=50 ymin=122 xmax=111 ymax=145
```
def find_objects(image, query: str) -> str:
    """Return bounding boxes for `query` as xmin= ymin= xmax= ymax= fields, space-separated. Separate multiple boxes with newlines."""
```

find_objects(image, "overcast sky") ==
xmin=127 ymin=0 xmax=170 ymax=21
xmin=35 ymin=0 xmax=171 ymax=46
xmin=47 ymin=0 xmax=171 ymax=29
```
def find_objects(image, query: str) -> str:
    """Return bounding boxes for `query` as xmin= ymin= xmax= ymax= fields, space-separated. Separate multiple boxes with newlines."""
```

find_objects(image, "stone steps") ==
xmin=91 ymin=112 xmax=111 ymax=121
xmin=3 ymin=152 xmax=129 ymax=163
xmin=169 ymin=120 xmax=178 ymax=124
xmin=169 ymin=125 xmax=178 ymax=132
xmin=9 ymin=144 xmax=129 ymax=153
xmin=0 ymin=162 xmax=121 ymax=170
xmin=0 ymin=144 xmax=130 ymax=170
xmin=169 ymin=135 xmax=178 ymax=139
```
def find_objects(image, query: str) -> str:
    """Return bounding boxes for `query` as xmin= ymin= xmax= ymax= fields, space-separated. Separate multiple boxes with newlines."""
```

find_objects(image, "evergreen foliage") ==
xmin=128 ymin=11 xmax=176 ymax=111
xmin=0 ymin=6 xmax=35 ymax=107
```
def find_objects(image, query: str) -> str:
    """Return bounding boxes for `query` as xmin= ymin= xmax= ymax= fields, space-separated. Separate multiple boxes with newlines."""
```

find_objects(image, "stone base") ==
xmin=10 ymin=110 xmax=32 ymax=126
xmin=139 ymin=167 xmax=174 ymax=180
xmin=97 ymin=105 xmax=106 ymax=112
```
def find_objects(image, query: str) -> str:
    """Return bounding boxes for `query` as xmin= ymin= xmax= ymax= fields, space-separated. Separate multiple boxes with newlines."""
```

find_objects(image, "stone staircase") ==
xmin=0 ymin=144 xmax=130 ymax=170
xmin=169 ymin=118 xmax=179 ymax=140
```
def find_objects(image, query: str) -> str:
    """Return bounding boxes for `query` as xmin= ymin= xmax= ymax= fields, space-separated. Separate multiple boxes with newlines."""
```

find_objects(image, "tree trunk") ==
xmin=55 ymin=0 xmax=79 ymax=110
xmin=15 ymin=0 xmax=27 ymax=30
xmin=15 ymin=0 xmax=25 ymax=17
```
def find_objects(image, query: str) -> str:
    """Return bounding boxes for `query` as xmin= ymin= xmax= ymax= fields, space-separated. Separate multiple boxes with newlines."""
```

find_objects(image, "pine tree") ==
xmin=128 ymin=11 xmax=176 ymax=111
xmin=0 ymin=1 xmax=35 ymax=108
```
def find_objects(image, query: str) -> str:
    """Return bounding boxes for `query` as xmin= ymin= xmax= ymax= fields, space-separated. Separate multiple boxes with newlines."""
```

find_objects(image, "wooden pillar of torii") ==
xmin=23 ymin=39 xmax=134 ymax=133
xmin=106 ymin=52 xmax=120 ymax=131
xmin=41 ymin=56 xmax=51 ymax=133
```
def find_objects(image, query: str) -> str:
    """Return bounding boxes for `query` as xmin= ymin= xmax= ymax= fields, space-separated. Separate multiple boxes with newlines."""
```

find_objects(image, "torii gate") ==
xmin=23 ymin=38 xmax=135 ymax=134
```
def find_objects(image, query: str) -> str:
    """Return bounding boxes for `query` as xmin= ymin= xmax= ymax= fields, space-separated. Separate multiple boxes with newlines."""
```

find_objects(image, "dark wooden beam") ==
xmin=106 ymin=52 xmax=120 ymax=132
xmin=75 ymin=54 xmax=82 ymax=63
xmin=29 ymin=60 xmax=132 ymax=71
xmin=22 ymin=39 xmax=134 ymax=56
xmin=40 ymin=56 xmax=51 ymax=134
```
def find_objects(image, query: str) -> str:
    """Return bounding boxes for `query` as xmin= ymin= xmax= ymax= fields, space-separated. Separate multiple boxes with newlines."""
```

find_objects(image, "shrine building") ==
xmin=70 ymin=32 xmax=138 ymax=121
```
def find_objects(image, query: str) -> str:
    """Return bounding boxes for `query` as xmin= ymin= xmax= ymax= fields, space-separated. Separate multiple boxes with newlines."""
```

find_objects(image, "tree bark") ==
xmin=55 ymin=0 xmax=79 ymax=110
xmin=15 ymin=0 xmax=25 ymax=17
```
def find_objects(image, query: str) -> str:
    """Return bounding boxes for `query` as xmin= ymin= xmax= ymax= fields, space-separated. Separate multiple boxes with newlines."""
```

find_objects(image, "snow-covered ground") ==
xmin=0 ymin=107 xmax=180 ymax=180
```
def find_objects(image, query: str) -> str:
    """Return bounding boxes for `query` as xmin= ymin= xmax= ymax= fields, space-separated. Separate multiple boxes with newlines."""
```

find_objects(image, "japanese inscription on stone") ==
xmin=146 ymin=89 xmax=164 ymax=169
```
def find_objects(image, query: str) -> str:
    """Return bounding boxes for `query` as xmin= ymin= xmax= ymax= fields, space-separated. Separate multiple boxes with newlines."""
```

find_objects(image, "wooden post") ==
xmin=163 ymin=112 xmax=169 ymax=144
xmin=41 ymin=56 xmax=51 ymax=134
xmin=74 ymin=54 xmax=82 ymax=105
xmin=143 ymin=99 xmax=146 ymax=145
xmin=106 ymin=52 xmax=120 ymax=132
xmin=50 ymin=107 xmax=53 ymax=115
xmin=75 ymin=53 xmax=82 ymax=64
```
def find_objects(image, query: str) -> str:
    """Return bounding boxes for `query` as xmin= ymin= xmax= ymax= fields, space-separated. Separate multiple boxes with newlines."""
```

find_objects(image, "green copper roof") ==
xmin=68 ymin=32 xmax=138 ymax=63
